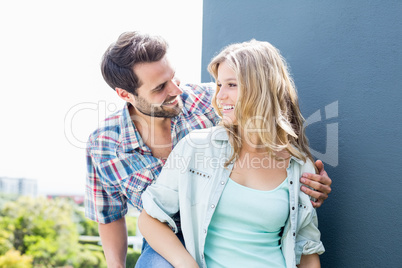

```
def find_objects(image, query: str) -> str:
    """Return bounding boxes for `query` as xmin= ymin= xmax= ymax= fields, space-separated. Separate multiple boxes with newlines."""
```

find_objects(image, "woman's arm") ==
xmin=138 ymin=209 xmax=199 ymax=268
xmin=295 ymin=160 xmax=325 ymax=264
xmin=297 ymin=253 xmax=320 ymax=268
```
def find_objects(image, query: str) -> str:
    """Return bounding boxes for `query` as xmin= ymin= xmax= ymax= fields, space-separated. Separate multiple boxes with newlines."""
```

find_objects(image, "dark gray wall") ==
xmin=201 ymin=1 xmax=402 ymax=267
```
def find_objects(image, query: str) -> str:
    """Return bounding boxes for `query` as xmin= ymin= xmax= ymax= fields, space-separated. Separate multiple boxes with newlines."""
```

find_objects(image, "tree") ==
xmin=0 ymin=196 xmax=79 ymax=267
xmin=0 ymin=249 xmax=33 ymax=268
xmin=0 ymin=196 xmax=139 ymax=267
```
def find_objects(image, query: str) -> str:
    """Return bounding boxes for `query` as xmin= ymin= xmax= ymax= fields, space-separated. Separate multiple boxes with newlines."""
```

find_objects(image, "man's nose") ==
xmin=173 ymin=77 xmax=181 ymax=87
xmin=167 ymin=78 xmax=183 ymax=96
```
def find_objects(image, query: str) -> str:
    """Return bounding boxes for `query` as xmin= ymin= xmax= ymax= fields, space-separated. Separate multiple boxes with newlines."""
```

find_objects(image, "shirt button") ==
xmin=211 ymin=204 xmax=215 ymax=208
xmin=290 ymin=181 xmax=293 ymax=184
xmin=220 ymin=181 xmax=225 ymax=185
xmin=293 ymin=232 xmax=296 ymax=236
xmin=292 ymin=207 xmax=295 ymax=210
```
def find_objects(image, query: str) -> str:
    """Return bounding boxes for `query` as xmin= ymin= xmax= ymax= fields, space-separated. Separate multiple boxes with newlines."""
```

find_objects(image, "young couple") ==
xmin=85 ymin=31 xmax=331 ymax=267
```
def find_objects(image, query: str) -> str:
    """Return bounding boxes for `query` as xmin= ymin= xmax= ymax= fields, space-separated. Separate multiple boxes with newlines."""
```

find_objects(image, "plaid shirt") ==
xmin=85 ymin=83 xmax=219 ymax=224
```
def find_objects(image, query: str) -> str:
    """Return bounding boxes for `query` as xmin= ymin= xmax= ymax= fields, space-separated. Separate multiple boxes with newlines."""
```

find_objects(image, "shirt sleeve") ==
xmin=295 ymin=159 xmax=325 ymax=263
xmin=184 ymin=82 xmax=216 ymax=101
xmin=84 ymin=137 xmax=128 ymax=224
xmin=182 ymin=83 xmax=216 ymax=112
xmin=181 ymin=82 xmax=220 ymax=125
xmin=141 ymin=150 xmax=182 ymax=233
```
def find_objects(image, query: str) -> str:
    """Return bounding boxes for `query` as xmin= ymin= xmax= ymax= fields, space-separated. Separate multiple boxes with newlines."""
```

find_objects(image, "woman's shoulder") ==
xmin=183 ymin=126 xmax=227 ymax=143
xmin=300 ymin=158 xmax=316 ymax=175
xmin=289 ymin=157 xmax=317 ymax=206
xmin=172 ymin=126 xmax=227 ymax=154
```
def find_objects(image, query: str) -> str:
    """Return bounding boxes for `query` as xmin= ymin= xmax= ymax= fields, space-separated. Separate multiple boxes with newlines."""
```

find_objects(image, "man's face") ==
xmin=131 ymin=55 xmax=183 ymax=118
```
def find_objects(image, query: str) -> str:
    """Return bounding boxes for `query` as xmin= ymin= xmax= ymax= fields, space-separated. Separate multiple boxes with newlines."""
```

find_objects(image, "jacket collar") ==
xmin=290 ymin=155 xmax=306 ymax=165
xmin=211 ymin=126 xmax=306 ymax=165
xmin=211 ymin=126 xmax=230 ymax=141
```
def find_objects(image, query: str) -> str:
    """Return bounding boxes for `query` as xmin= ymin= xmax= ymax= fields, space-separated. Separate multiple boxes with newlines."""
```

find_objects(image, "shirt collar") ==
xmin=119 ymin=102 xmax=182 ymax=154
xmin=119 ymin=103 xmax=144 ymax=153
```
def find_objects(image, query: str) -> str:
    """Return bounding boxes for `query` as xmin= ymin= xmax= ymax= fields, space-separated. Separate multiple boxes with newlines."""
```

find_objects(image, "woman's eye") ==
xmin=217 ymin=83 xmax=222 ymax=88
xmin=229 ymin=83 xmax=237 ymax=87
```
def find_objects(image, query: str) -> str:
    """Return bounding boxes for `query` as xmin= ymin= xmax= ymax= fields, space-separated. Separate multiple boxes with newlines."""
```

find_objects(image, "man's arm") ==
xmin=99 ymin=217 xmax=128 ymax=268
xmin=138 ymin=210 xmax=199 ymax=268
xmin=300 ymin=160 xmax=332 ymax=208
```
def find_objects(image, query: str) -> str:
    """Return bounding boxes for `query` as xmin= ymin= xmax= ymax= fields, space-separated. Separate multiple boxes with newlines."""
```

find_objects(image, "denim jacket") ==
xmin=142 ymin=126 xmax=325 ymax=267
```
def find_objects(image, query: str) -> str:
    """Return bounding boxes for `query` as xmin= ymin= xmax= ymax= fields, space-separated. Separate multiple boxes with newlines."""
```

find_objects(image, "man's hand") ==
xmin=300 ymin=160 xmax=332 ymax=208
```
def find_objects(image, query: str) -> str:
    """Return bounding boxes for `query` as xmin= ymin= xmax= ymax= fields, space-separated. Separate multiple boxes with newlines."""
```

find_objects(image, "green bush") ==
xmin=0 ymin=217 xmax=14 ymax=255
xmin=74 ymin=209 xmax=99 ymax=236
xmin=0 ymin=196 xmax=109 ymax=267
xmin=0 ymin=196 xmax=79 ymax=267
xmin=126 ymin=248 xmax=141 ymax=267
xmin=0 ymin=249 xmax=33 ymax=268
xmin=126 ymin=216 xmax=138 ymax=236
xmin=72 ymin=244 xmax=107 ymax=268
xmin=0 ymin=196 xmax=142 ymax=267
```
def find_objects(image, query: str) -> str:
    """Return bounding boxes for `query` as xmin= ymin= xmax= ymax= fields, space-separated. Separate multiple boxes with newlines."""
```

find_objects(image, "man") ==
xmin=85 ymin=31 xmax=332 ymax=268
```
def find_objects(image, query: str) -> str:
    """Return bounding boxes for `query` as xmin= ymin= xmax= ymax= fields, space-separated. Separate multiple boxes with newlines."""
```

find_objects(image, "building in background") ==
xmin=0 ymin=177 xmax=37 ymax=196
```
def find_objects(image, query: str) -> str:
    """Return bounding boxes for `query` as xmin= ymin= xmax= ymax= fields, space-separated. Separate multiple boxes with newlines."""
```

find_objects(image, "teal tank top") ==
xmin=204 ymin=177 xmax=289 ymax=267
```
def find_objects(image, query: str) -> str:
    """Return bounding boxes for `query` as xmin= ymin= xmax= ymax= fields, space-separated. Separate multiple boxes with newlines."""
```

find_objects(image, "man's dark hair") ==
xmin=101 ymin=31 xmax=168 ymax=95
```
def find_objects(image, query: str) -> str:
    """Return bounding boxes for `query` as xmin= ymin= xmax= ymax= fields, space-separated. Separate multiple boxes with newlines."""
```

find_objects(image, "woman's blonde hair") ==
xmin=208 ymin=39 xmax=315 ymax=167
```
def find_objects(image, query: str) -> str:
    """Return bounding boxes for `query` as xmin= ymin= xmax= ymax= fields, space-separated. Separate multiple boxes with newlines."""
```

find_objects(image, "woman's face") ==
xmin=216 ymin=61 xmax=239 ymax=124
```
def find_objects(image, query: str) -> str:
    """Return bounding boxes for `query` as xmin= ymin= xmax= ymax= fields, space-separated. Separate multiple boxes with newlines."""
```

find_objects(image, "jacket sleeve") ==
xmin=295 ymin=159 xmax=325 ymax=263
xmin=141 ymin=148 xmax=184 ymax=233
xmin=295 ymin=207 xmax=325 ymax=261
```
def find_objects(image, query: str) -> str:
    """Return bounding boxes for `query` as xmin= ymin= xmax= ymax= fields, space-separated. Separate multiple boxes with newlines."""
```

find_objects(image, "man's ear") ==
xmin=116 ymin=88 xmax=132 ymax=102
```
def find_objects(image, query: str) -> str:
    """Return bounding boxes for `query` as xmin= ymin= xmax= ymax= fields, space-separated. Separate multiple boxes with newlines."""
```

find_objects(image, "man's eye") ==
xmin=156 ymin=84 xmax=166 ymax=91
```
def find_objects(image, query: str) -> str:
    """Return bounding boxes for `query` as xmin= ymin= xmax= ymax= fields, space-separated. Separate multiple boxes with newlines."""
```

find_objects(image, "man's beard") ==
xmin=134 ymin=95 xmax=183 ymax=118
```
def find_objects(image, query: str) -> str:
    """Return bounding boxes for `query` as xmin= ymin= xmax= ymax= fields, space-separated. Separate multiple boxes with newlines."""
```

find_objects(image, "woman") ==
xmin=138 ymin=40 xmax=325 ymax=267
